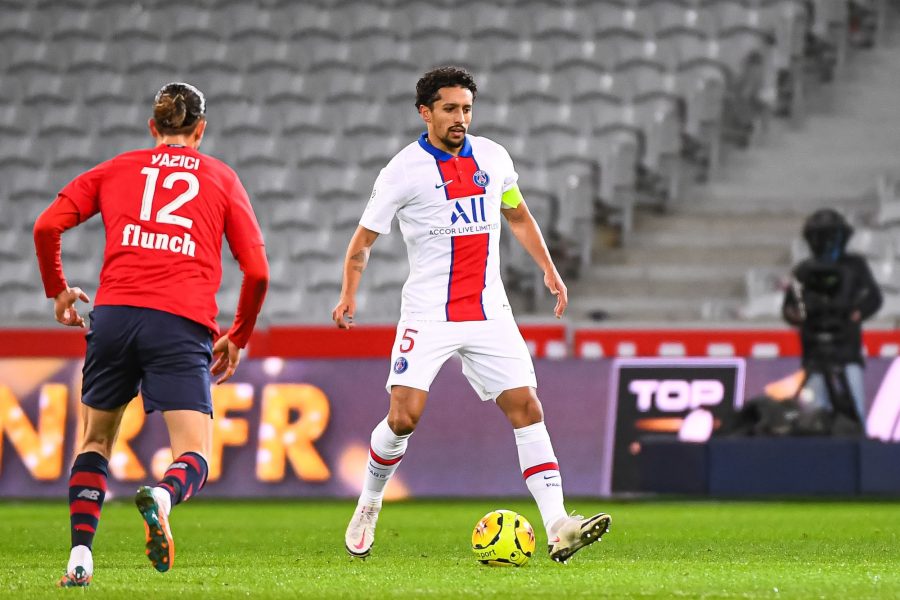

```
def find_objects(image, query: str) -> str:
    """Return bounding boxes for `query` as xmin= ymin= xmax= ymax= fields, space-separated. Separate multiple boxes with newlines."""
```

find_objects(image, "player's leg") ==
xmin=135 ymin=308 xmax=214 ymax=572
xmin=59 ymin=404 xmax=128 ymax=587
xmin=461 ymin=318 xmax=610 ymax=563
xmin=346 ymin=321 xmax=454 ymax=558
xmin=495 ymin=387 xmax=566 ymax=532
xmin=134 ymin=410 xmax=211 ymax=573
xmin=346 ymin=385 xmax=428 ymax=558
xmin=60 ymin=306 xmax=141 ymax=587
xmin=495 ymin=387 xmax=610 ymax=563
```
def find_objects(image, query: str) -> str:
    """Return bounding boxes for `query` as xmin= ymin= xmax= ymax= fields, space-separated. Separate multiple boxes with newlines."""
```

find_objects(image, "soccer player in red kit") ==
xmin=33 ymin=83 xmax=269 ymax=587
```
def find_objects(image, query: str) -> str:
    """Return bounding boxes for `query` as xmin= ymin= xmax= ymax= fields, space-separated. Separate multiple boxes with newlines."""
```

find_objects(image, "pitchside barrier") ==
xmin=0 ymin=327 xmax=898 ymax=499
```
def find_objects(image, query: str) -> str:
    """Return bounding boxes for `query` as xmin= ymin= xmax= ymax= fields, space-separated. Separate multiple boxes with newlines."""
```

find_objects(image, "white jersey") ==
xmin=360 ymin=133 xmax=518 ymax=322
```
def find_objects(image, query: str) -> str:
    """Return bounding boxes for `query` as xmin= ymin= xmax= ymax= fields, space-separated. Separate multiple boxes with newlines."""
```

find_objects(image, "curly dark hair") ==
xmin=415 ymin=66 xmax=477 ymax=109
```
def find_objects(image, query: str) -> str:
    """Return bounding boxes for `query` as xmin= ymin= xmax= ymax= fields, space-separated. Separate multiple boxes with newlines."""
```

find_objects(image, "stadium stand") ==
xmin=0 ymin=0 xmax=895 ymax=327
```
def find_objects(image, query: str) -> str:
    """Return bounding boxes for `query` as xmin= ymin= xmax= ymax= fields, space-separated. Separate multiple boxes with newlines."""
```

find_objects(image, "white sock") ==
xmin=514 ymin=421 xmax=567 ymax=538
xmin=152 ymin=486 xmax=172 ymax=516
xmin=358 ymin=417 xmax=411 ymax=507
xmin=67 ymin=545 xmax=93 ymax=575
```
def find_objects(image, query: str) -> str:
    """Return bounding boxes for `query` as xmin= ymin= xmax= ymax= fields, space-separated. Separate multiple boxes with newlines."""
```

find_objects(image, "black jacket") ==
xmin=782 ymin=253 xmax=883 ymax=368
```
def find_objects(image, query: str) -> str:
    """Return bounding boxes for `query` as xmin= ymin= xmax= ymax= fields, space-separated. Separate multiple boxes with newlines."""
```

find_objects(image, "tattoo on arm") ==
xmin=349 ymin=249 xmax=367 ymax=274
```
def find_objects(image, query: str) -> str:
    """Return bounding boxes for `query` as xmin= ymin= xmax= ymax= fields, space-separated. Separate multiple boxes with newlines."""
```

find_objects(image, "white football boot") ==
xmin=547 ymin=511 xmax=612 ymax=563
xmin=344 ymin=504 xmax=380 ymax=558
xmin=58 ymin=545 xmax=93 ymax=587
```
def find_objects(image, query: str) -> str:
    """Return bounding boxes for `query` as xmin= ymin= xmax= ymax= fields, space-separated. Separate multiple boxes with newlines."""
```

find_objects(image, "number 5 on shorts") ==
xmin=399 ymin=328 xmax=418 ymax=353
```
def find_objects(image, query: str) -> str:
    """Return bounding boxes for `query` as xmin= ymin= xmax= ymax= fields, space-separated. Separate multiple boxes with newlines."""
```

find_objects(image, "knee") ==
xmin=499 ymin=389 xmax=544 ymax=428
xmin=516 ymin=400 xmax=544 ymax=426
xmin=387 ymin=410 xmax=419 ymax=436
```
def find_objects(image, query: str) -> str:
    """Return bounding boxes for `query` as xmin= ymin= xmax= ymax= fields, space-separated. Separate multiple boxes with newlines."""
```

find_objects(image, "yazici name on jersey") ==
xmin=428 ymin=195 xmax=500 ymax=237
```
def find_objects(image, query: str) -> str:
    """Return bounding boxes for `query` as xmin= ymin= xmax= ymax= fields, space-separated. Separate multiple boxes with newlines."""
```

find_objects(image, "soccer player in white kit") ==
xmin=332 ymin=66 xmax=611 ymax=563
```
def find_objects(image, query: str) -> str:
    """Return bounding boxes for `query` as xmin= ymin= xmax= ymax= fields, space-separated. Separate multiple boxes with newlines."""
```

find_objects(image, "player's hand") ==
xmin=54 ymin=287 xmax=90 ymax=328
xmin=332 ymin=296 xmax=356 ymax=329
xmin=544 ymin=269 xmax=568 ymax=319
xmin=211 ymin=334 xmax=241 ymax=385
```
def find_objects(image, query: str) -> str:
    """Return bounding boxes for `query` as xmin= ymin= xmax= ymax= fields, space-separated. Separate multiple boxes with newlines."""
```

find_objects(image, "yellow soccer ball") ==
xmin=471 ymin=509 xmax=536 ymax=567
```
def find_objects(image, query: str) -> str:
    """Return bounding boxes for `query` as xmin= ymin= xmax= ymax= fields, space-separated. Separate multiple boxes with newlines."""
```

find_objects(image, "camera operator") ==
xmin=782 ymin=209 xmax=882 ymax=432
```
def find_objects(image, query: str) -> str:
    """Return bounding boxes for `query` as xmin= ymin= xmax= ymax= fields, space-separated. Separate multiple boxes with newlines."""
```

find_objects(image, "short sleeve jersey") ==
xmin=360 ymin=133 xmax=518 ymax=322
xmin=58 ymin=145 xmax=264 ymax=334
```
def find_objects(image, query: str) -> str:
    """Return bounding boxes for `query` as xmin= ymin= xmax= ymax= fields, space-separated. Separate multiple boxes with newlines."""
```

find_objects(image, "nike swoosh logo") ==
xmin=353 ymin=532 xmax=366 ymax=550
xmin=435 ymin=180 xmax=453 ymax=189
xmin=550 ymin=536 xmax=560 ymax=543
xmin=543 ymin=475 xmax=559 ymax=480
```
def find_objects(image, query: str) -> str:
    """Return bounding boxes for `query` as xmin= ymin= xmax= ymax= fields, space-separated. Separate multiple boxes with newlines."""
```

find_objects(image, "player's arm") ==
xmin=333 ymin=226 xmax=380 ymax=329
xmin=33 ymin=194 xmax=93 ymax=327
xmin=215 ymin=179 xmax=269 ymax=384
xmin=501 ymin=185 xmax=568 ymax=319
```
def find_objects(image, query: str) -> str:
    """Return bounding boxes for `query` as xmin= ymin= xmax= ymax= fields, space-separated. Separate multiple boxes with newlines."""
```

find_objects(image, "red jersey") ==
xmin=56 ymin=144 xmax=264 ymax=334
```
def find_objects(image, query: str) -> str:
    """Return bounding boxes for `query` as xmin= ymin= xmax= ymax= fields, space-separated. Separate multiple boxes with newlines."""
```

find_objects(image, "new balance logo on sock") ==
xmin=76 ymin=489 xmax=101 ymax=501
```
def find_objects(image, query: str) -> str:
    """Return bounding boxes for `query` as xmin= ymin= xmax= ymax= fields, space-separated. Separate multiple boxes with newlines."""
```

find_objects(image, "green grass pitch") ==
xmin=2 ymin=499 xmax=899 ymax=598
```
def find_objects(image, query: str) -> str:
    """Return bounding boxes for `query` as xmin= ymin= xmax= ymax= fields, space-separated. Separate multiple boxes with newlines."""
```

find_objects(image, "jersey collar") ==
xmin=417 ymin=132 xmax=473 ymax=162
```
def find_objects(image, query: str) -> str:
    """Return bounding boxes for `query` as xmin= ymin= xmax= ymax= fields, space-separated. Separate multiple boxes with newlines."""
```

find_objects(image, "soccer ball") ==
xmin=471 ymin=509 xmax=536 ymax=567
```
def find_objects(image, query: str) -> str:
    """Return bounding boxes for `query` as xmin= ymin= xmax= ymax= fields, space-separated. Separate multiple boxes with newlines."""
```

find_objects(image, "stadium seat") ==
xmin=181 ymin=38 xmax=236 ymax=75
xmin=0 ymin=228 xmax=24 ymax=259
xmin=409 ymin=29 xmax=470 ymax=72
xmin=592 ymin=4 xmax=649 ymax=38
xmin=23 ymin=74 xmax=76 ymax=108
xmin=305 ymin=257 xmax=344 ymax=294
xmin=366 ymin=62 xmax=419 ymax=103
xmin=50 ymin=136 xmax=97 ymax=171
xmin=264 ymin=194 xmax=319 ymax=231
xmin=468 ymin=29 xmax=527 ymax=71
xmin=285 ymin=227 xmax=336 ymax=261
xmin=241 ymin=40 xmax=298 ymax=76
xmin=111 ymin=36 xmax=175 ymax=77
xmin=79 ymin=72 xmax=132 ymax=109
xmin=306 ymin=62 xmax=365 ymax=102
xmin=492 ymin=62 xmax=547 ymax=102
xmin=653 ymin=2 xmax=718 ymax=38
xmin=0 ymin=104 xmax=30 ymax=138
xmin=298 ymin=33 xmax=351 ymax=73
xmin=531 ymin=31 xmax=591 ymax=71
xmin=6 ymin=39 xmax=53 ymax=76
xmin=518 ymin=92 xmax=570 ymax=132
xmin=338 ymin=1 xmax=406 ymax=37
xmin=466 ymin=3 xmax=517 ymax=37
xmin=349 ymin=31 xmax=410 ymax=72
xmin=358 ymin=288 xmax=402 ymax=323
xmin=260 ymin=286 xmax=304 ymax=324
xmin=367 ymin=259 xmax=409 ymax=292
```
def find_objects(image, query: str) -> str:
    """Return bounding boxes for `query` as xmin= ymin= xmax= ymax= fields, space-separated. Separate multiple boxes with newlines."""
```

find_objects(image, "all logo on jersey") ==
xmin=450 ymin=197 xmax=486 ymax=225
xmin=393 ymin=357 xmax=409 ymax=374
xmin=473 ymin=170 xmax=490 ymax=187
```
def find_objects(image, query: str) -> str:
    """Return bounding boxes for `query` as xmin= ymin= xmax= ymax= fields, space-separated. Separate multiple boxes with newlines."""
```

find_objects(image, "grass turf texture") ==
xmin=2 ymin=499 xmax=899 ymax=599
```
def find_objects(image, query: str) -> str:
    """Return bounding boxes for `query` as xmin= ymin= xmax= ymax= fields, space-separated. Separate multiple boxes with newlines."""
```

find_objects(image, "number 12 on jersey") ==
xmin=139 ymin=167 xmax=199 ymax=229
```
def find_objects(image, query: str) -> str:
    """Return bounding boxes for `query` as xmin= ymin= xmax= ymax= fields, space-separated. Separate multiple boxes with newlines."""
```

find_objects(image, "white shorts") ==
xmin=385 ymin=318 xmax=537 ymax=402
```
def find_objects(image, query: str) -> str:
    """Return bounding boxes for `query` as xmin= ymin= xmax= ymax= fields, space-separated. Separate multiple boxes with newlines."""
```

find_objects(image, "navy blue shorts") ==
xmin=82 ymin=306 xmax=214 ymax=415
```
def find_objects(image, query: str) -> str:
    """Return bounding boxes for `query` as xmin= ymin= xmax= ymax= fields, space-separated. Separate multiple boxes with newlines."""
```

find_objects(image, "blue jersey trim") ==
xmin=417 ymin=132 xmax=473 ymax=162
